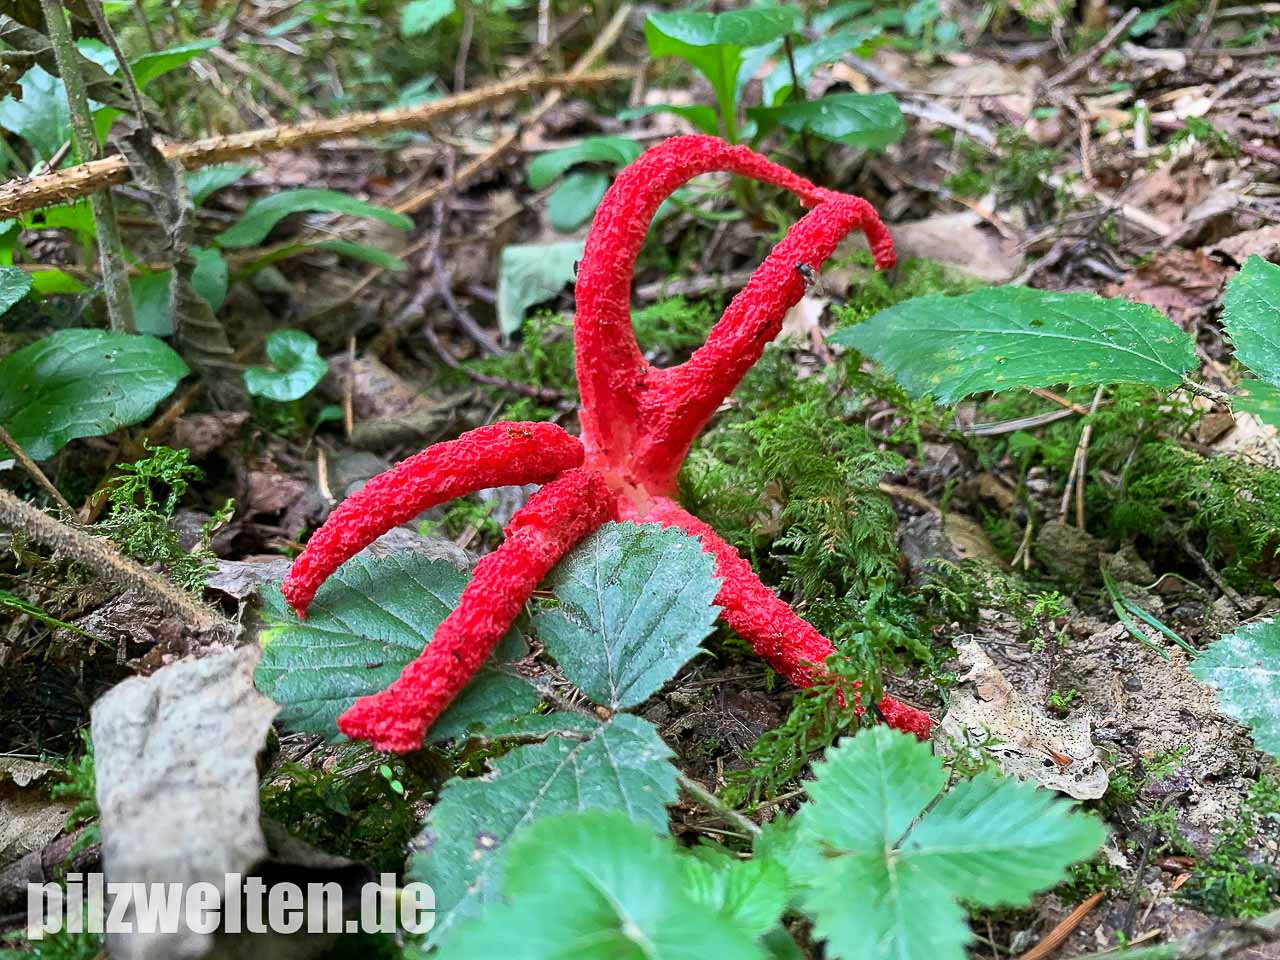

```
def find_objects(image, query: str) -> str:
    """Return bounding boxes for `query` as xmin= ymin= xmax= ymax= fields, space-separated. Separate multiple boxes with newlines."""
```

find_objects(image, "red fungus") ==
xmin=282 ymin=134 xmax=933 ymax=753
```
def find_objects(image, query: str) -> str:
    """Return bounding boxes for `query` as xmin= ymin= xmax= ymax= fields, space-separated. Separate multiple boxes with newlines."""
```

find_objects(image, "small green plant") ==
xmin=1184 ymin=776 xmax=1280 ymax=917
xmin=642 ymin=7 xmax=901 ymax=151
xmin=1048 ymin=687 xmax=1078 ymax=715
xmin=527 ymin=136 xmax=643 ymax=231
xmin=49 ymin=729 xmax=99 ymax=850
xmin=96 ymin=443 xmax=233 ymax=592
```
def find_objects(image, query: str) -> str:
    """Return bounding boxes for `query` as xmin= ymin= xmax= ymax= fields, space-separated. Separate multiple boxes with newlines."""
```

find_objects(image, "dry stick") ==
xmin=0 ymin=68 xmax=635 ymax=220
xmin=677 ymin=774 xmax=761 ymax=837
xmin=1059 ymin=387 xmax=1104 ymax=526
xmin=1014 ymin=891 xmax=1106 ymax=960
xmin=0 ymin=425 xmax=76 ymax=516
xmin=0 ymin=487 xmax=233 ymax=634
xmin=392 ymin=2 xmax=635 ymax=216
xmin=37 ymin=0 xmax=136 ymax=334
xmin=1047 ymin=7 xmax=1141 ymax=88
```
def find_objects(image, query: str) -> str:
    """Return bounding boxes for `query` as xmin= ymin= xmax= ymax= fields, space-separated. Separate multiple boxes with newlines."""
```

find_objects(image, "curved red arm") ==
xmin=338 ymin=467 xmax=616 ymax=753
xmin=622 ymin=497 xmax=933 ymax=740
xmin=282 ymin=421 xmax=584 ymax=617
xmin=574 ymin=134 xmax=894 ymax=493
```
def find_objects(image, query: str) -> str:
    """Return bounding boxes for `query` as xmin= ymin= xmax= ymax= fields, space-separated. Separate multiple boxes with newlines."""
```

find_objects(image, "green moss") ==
xmin=1184 ymin=776 xmax=1280 ymax=918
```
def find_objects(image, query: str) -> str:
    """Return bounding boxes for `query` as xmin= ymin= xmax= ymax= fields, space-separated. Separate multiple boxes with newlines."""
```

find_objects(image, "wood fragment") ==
xmin=1015 ymin=892 xmax=1106 ymax=960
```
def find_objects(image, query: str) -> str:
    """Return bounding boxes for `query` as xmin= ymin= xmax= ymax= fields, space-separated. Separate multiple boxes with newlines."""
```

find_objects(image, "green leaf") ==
xmin=437 ymin=812 xmax=763 ymax=960
xmin=0 ymin=67 xmax=71 ymax=161
xmin=532 ymin=522 xmax=721 ymax=710
xmin=833 ymin=287 xmax=1197 ymax=403
xmin=750 ymin=92 xmax=904 ymax=150
xmin=191 ymin=247 xmax=229 ymax=311
xmin=215 ymin=188 xmax=413 ymax=248
xmin=1222 ymin=255 xmax=1280 ymax=386
xmin=1234 ymin=380 xmax=1280 ymax=429
xmin=761 ymin=29 xmax=880 ymax=106
xmin=130 ymin=40 xmax=217 ymax=89
xmin=547 ymin=171 xmax=610 ymax=232
xmin=644 ymin=8 xmax=801 ymax=140
xmin=0 ymin=265 xmax=33 ymax=316
xmin=401 ymin=0 xmax=456 ymax=37
xmin=0 ymin=329 xmax=188 ymax=460
xmin=130 ymin=269 xmax=174 ymax=336
xmin=527 ymin=136 xmax=643 ymax=189
xmin=410 ymin=714 xmax=679 ymax=945
xmin=618 ymin=103 xmax=721 ymax=136
xmin=243 ymin=329 xmax=329 ymax=401
xmin=681 ymin=856 xmax=789 ymax=941
xmin=792 ymin=727 xmax=1106 ymax=960
xmin=1190 ymin=620 xmax=1280 ymax=757
xmin=496 ymin=240 xmax=582 ymax=335
xmin=28 ymin=269 xmax=86 ymax=295
xmin=254 ymin=552 xmax=536 ymax=740
xmin=185 ymin=164 xmax=254 ymax=206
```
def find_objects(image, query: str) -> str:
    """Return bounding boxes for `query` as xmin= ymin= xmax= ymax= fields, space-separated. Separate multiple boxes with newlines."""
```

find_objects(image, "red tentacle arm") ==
xmin=282 ymin=421 xmax=584 ymax=617
xmin=621 ymin=497 xmax=933 ymax=740
xmin=337 ymin=468 xmax=617 ymax=753
xmin=574 ymin=134 xmax=893 ymax=487
xmin=633 ymin=194 xmax=892 ymax=493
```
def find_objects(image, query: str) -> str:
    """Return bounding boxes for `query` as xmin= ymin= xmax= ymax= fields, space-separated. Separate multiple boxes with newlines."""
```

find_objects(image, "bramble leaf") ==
xmin=1222 ymin=255 xmax=1280 ymax=386
xmin=786 ymin=726 xmax=1106 ymax=960
xmin=1190 ymin=619 xmax=1280 ymax=757
xmin=436 ymin=812 xmax=763 ymax=960
xmin=0 ymin=329 xmax=187 ymax=459
xmin=833 ymin=286 xmax=1197 ymax=403
xmin=412 ymin=715 xmax=680 ymax=946
xmin=0 ymin=265 xmax=32 ymax=316
xmin=243 ymin=330 xmax=329 ymax=401
xmin=532 ymin=522 xmax=721 ymax=710
xmin=254 ymin=553 xmax=535 ymax=741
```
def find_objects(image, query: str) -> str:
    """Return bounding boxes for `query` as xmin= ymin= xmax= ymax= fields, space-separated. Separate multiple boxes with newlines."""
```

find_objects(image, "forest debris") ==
xmin=0 ymin=759 xmax=71 ymax=867
xmin=1210 ymin=223 xmax=1280 ymax=264
xmin=938 ymin=640 xmax=1109 ymax=800
xmin=878 ymin=211 xmax=1025 ymax=284
xmin=207 ymin=557 xmax=293 ymax=601
xmin=170 ymin=411 xmax=249 ymax=460
xmin=1101 ymin=249 xmax=1232 ymax=329
xmin=92 ymin=646 xmax=277 ymax=960
xmin=1035 ymin=519 xmax=1105 ymax=584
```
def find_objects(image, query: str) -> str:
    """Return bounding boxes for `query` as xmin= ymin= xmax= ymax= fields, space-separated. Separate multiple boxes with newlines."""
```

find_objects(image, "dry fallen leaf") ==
xmin=0 ymin=759 xmax=72 ymax=869
xmin=938 ymin=640 xmax=1109 ymax=800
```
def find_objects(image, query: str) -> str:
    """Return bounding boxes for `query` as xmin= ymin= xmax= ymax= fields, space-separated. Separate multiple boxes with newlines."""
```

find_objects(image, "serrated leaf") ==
xmin=243 ymin=329 xmax=329 ymax=401
xmin=410 ymin=714 xmax=679 ymax=945
xmin=0 ymin=329 xmax=187 ymax=460
xmin=215 ymin=188 xmax=412 ymax=248
xmin=833 ymin=287 xmax=1197 ymax=403
xmin=186 ymin=164 xmax=254 ymax=206
xmin=1190 ymin=619 xmax=1280 ymax=757
xmin=1234 ymin=380 xmax=1280 ymax=429
xmin=793 ymin=726 xmax=1106 ymax=960
xmin=1222 ymin=255 xmax=1280 ymax=386
xmin=0 ymin=265 xmax=32 ymax=316
xmin=437 ymin=812 xmax=762 ymax=960
xmin=532 ymin=522 xmax=721 ymax=710
xmin=254 ymin=552 xmax=535 ymax=740
xmin=681 ymin=856 xmax=788 ymax=941
xmin=401 ymin=0 xmax=456 ymax=37
xmin=751 ymin=92 xmax=904 ymax=150
xmin=0 ymin=66 xmax=71 ymax=161
xmin=547 ymin=171 xmax=609 ymax=232
xmin=496 ymin=240 xmax=582 ymax=335
xmin=527 ymin=135 xmax=642 ymax=190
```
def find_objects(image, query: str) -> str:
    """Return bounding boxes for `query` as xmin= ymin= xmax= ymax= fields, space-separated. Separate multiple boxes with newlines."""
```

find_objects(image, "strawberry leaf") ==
xmin=1190 ymin=619 xmax=1280 ymax=757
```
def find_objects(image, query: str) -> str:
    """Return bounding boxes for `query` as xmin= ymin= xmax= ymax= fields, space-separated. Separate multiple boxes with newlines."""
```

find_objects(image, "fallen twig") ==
xmin=1047 ymin=8 xmax=1141 ymax=87
xmin=0 ymin=424 xmax=76 ymax=516
xmin=1015 ymin=892 xmax=1106 ymax=960
xmin=0 ymin=67 xmax=635 ymax=220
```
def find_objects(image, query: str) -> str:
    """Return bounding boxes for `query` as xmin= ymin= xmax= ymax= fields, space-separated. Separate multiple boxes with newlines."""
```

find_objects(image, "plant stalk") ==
xmin=38 ymin=0 xmax=136 ymax=334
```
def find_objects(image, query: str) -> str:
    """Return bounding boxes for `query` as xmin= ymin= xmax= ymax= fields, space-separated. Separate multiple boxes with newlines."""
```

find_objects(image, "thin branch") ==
xmin=0 ymin=67 xmax=636 ymax=220
xmin=0 ymin=487 xmax=234 ymax=634
xmin=677 ymin=774 xmax=761 ymax=837
xmin=1047 ymin=7 xmax=1140 ymax=87
xmin=0 ymin=425 xmax=76 ymax=516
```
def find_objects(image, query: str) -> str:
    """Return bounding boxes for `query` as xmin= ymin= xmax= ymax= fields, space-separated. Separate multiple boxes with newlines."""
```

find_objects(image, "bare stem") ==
xmin=38 ymin=0 xmax=136 ymax=334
